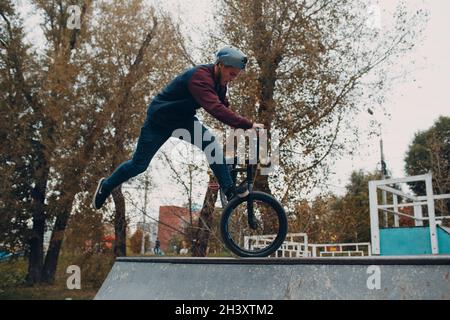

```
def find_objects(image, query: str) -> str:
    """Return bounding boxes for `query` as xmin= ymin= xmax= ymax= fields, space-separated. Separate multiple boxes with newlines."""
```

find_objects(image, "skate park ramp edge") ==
xmin=95 ymin=256 xmax=450 ymax=300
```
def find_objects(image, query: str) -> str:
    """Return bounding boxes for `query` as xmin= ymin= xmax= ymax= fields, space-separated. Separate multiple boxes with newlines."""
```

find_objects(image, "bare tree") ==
xmin=160 ymin=144 xmax=218 ymax=255
xmin=1 ymin=0 xmax=188 ymax=284
xmin=202 ymin=0 xmax=427 ymax=212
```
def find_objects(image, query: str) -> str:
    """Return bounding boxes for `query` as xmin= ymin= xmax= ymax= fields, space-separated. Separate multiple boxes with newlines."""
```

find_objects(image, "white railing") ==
xmin=244 ymin=233 xmax=371 ymax=257
xmin=245 ymin=233 xmax=309 ymax=257
xmin=319 ymin=250 xmax=364 ymax=257
xmin=368 ymin=173 xmax=450 ymax=255
xmin=308 ymin=243 xmax=372 ymax=257
xmin=276 ymin=241 xmax=309 ymax=257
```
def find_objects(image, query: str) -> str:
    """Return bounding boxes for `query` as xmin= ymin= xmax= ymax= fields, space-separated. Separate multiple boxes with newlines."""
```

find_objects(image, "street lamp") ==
xmin=368 ymin=108 xmax=388 ymax=227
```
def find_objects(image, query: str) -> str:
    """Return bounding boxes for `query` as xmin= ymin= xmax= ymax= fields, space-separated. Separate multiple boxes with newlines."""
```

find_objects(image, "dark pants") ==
xmin=102 ymin=117 xmax=233 ymax=192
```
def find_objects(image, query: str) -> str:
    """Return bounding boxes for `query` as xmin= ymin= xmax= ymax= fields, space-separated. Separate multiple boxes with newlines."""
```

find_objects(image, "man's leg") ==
xmin=92 ymin=122 xmax=172 ymax=209
xmin=178 ymin=119 xmax=248 ymax=200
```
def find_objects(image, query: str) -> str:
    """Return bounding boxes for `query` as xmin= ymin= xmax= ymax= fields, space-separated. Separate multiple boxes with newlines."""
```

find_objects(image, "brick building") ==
xmin=157 ymin=206 xmax=199 ymax=252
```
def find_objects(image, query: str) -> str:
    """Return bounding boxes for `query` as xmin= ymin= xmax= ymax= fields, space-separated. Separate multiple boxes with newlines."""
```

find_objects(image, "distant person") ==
xmin=180 ymin=241 xmax=189 ymax=255
xmin=154 ymin=238 xmax=161 ymax=255
xmin=92 ymin=45 xmax=264 ymax=211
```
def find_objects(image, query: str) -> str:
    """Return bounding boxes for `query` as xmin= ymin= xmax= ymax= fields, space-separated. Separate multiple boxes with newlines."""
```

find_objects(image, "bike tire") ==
xmin=220 ymin=191 xmax=288 ymax=257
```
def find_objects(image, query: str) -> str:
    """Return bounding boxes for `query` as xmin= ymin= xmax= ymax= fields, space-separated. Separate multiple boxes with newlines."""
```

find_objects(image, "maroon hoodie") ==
xmin=147 ymin=64 xmax=253 ymax=129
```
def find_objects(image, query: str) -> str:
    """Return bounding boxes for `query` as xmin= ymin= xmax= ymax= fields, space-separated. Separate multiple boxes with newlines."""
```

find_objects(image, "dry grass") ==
xmin=0 ymin=252 xmax=114 ymax=300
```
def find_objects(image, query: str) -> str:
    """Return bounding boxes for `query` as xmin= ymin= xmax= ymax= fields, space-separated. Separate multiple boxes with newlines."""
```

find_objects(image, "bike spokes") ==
xmin=247 ymin=196 xmax=258 ymax=230
xmin=225 ymin=198 xmax=282 ymax=254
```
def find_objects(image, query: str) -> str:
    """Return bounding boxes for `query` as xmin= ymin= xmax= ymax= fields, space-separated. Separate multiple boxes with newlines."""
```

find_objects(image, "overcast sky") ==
xmin=330 ymin=0 xmax=450 ymax=192
xmin=146 ymin=0 xmax=450 ymax=204
xmin=15 ymin=0 xmax=450 ymax=222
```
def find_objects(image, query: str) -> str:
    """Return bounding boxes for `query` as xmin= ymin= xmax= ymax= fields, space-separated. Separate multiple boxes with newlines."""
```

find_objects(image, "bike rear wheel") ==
xmin=220 ymin=191 xmax=287 ymax=257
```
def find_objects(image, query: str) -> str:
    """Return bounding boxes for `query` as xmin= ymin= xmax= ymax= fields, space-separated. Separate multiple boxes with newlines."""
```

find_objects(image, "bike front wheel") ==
xmin=220 ymin=191 xmax=288 ymax=257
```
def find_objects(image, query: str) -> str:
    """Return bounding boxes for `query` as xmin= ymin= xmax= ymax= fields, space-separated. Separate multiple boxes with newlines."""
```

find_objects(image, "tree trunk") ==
xmin=249 ymin=0 xmax=283 ymax=195
xmin=20 ymin=2 xmax=90 ymax=285
xmin=192 ymin=175 xmax=219 ymax=257
xmin=39 ymin=19 xmax=158 ymax=280
xmin=112 ymin=187 xmax=127 ymax=257
xmin=26 ymin=203 xmax=45 ymax=285
xmin=41 ymin=201 xmax=73 ymax=283
xmin=26 ymin=153 xmax=49 ymax=285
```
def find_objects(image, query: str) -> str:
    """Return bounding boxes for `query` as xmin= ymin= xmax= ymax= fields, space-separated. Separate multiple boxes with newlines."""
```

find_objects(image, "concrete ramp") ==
xmin=95 ymin=256 xmax=450 ymax=300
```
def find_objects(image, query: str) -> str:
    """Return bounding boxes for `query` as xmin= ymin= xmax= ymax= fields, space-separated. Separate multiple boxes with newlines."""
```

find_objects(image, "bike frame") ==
xmin=228 ymin=129 xmax=261 ymax=188
xmin=227 ymin=130 xmax=261 ymax=229
xmin=221 ymin=129 xmax=287 ymax=256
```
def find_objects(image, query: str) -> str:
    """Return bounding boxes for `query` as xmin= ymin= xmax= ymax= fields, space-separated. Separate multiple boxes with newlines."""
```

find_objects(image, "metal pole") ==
xmin=414 ymin=204 xmax=424 ymax=226
xmin=425 ymin=174 xmax=439 ymax=254
xmin=368 ymin=108 xmax=388 ymax=228
xmin=380 ymin=134 xmax=388 ymax=228
xmin=141 ymin=175 xmax=149 ymax=255
xmin=369 ymin=181 xmax=380 ymax=255
xmin=393 ymin=195 xmax=399 ymax=227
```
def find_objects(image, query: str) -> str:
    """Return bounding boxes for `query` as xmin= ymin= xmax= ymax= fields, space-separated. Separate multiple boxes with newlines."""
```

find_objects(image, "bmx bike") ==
xmin=219 ymin=130 xmax=287 ymax=257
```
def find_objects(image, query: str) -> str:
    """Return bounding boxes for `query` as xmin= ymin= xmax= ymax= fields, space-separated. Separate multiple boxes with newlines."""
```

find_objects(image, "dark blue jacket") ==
xmin=147 ymin=64 xmax=253 ymax=129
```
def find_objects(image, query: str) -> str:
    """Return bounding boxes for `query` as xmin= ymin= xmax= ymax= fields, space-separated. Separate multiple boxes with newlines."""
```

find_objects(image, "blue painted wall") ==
xmin=380 ymin=226 xmax=450 ymax=255
xmin=437 ymin=226 xmax=450 ymax=253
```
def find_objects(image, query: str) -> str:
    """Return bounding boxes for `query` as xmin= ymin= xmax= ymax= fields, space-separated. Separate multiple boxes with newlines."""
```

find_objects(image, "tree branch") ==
xmin=280 ymin=108 xmax=344 ymax=205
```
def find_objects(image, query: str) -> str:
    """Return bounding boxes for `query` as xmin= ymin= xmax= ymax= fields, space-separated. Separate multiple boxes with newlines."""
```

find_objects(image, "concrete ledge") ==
xmin=96 ymin=256 xmax=450 ymax=300
xmin=115 ymin=255 xmax=450 ymax=265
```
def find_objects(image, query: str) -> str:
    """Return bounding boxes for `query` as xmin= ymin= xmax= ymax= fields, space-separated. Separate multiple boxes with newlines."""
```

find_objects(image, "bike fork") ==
xmin=247 ymin=167 xmax=258 ymax=230
xmin=247 ymin=196 xmax=258 ymax=230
